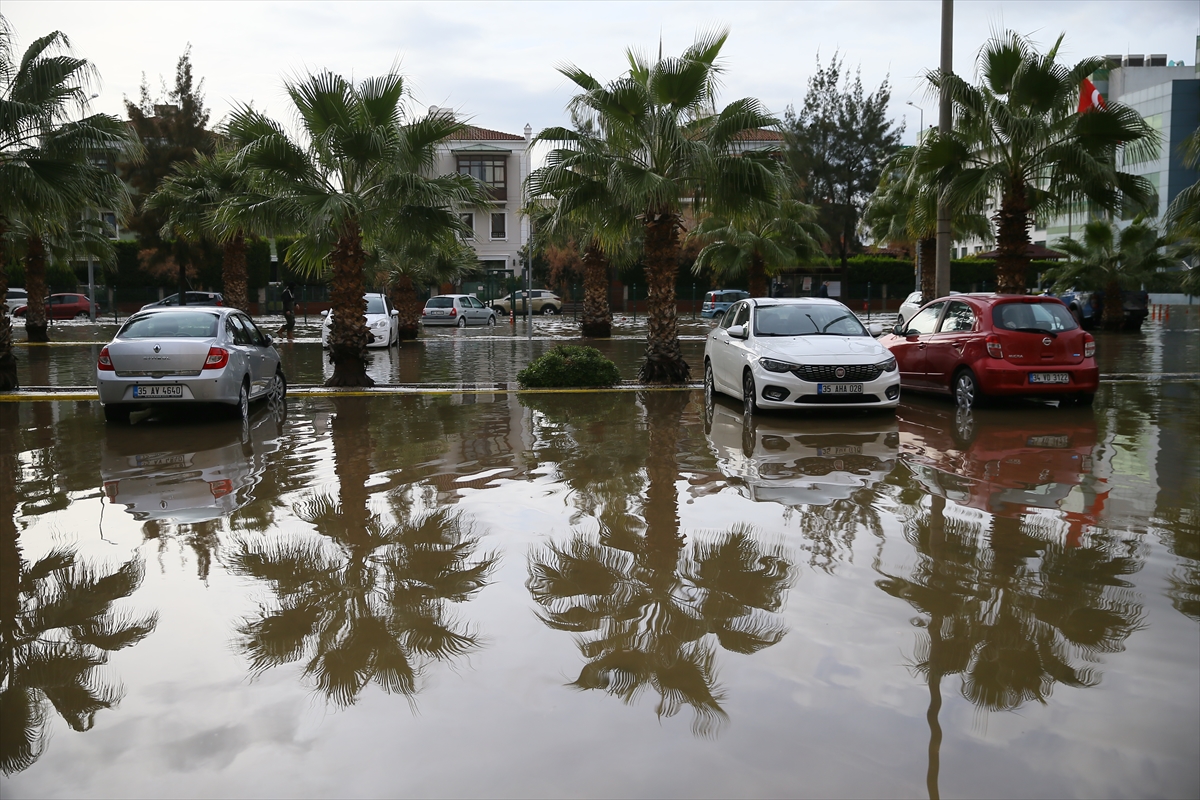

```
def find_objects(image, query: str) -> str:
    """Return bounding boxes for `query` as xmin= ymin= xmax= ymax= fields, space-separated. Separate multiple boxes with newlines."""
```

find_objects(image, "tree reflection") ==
xmin=229 ymin=398 xmax=496 ymax=706
xmin=527 ymin=391 xmax=795 ymax=736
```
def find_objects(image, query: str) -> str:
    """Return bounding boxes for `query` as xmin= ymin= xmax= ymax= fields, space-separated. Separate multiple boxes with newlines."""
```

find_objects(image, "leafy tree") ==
xmin=782 ymin=53 xmax=903 ymax=282
xmin=1047 ymin=218 xmax=1172 ymax=327
xmin=223 ymin=73 xmax=487 ymax=386
xmin=912 ymin=31 xmax=1158 ymax=294
xmin=539 ymin=29 xmax=780 ymax=382
xmin=1164 ymin=127 xmax=1200 ymax=295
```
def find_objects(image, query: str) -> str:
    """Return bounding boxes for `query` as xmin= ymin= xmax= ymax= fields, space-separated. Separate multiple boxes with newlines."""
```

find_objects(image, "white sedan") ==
xmin=321 ymin=293 xmax=400 ymax=348
xmin=704 ymin=297 xmax=900 ymax=413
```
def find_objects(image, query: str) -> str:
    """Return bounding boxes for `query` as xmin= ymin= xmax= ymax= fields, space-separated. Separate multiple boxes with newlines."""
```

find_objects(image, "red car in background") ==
xmin=14 ymin=292 xmax=98 ymax=320
xmin=880 ymin=293 xmax=1098 ymax=407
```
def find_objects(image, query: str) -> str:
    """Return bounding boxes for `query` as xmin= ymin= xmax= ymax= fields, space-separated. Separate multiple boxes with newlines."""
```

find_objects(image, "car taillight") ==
xmin=98 ymin=346 xmax=114 ymax=371
xmin=209 ymin=479 xmax=233 ymax=499
xmin=203 ymin=347 xmax=229 ymax=369
xmin=449 ymin=307 xmax=457 ymax=316
xmin=1084 ymin=333 xmax=1095 ymax=359
xmin=986 ymin=335 xmax=1004 ymax=359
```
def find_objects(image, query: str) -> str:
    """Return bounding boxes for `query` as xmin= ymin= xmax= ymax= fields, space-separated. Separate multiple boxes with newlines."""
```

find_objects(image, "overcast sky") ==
xmin=5 ymin=1 xmax=1197 ymax=146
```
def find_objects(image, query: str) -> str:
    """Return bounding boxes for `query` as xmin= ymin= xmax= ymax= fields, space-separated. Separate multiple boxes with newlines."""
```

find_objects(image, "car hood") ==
xmin=755 ymin=335 xmax=887 ymax=362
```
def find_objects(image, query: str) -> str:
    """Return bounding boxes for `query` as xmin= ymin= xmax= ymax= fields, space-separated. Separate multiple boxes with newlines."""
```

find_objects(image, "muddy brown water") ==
xmin=1 ymin=312 xmax=1198 ymax=798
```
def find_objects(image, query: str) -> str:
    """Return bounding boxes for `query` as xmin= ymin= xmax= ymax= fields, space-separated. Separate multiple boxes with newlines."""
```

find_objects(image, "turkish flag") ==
xmin=1078 ymin=78 xmax=1107 ymax=113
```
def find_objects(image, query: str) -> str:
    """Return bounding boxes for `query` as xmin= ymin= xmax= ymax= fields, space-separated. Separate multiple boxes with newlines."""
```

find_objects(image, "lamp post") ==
xmin=906 ymin=101 xmax=924 ymax=143
xmin=907 ymin=101 xmax=925 ymax=293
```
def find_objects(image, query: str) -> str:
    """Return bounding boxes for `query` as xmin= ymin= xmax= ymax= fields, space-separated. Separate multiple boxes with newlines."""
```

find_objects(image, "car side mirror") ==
xmin=892 ymin=323 xmax=906 ymax=336
xmin=320 ymin=309 xmax=329 ymax=316
xmin=728 ymin=324 xmax=748 ymax=340
xmin=390 ymin=309 xmax=399 ymax=316
xmin=868 ymin=322 xmax=884 ymax=337
xmin=263 ymin=334 xmax=274 ymax=346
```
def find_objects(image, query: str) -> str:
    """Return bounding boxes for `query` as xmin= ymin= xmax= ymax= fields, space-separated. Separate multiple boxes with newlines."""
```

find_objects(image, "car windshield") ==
xmin=119 ymin=312 xmax=220 ymax=339
xmin=366 ymin=296 xmax=386 ymax=314
xmin=993 ymin=301 xmax=1078 ymax=333
xmin=426 ymin=297 xmax=453 ymax=308
xmin=754 ymin=304 xmax=869 ymax=337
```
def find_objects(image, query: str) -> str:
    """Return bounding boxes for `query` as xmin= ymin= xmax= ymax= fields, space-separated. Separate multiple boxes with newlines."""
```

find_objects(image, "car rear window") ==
xmin=426 ymin=297 xmax=453 ymax=308
xmin=993 ymin=301 xmax=1078 ymax=332
xmin=119 ymin=312 xmax=220 ymax=339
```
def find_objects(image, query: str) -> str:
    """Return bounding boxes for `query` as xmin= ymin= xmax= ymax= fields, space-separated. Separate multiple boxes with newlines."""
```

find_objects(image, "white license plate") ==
xmin=133 ymin=384 xmax=183 ymax=398
xmin=428 ymin=310 xmax=446 ymax=316
xmin=1029 ymin=372 xmax=1070 ymax=384
xmin=818 ymin=383 xmax=863 ymax=394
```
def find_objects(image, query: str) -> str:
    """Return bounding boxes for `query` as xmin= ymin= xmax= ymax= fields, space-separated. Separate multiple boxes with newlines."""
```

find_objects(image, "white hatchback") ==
xmin=704 ymin=297 xmax=900 ymax=413
xmin=320 ymin=293 xmax=399 ymax=348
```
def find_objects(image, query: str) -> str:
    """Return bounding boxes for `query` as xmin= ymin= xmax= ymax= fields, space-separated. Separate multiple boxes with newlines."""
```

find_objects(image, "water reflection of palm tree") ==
xmin=229 ymin=398 xmax=496 ymax=705
xmin=0 ymin=448 xmax=157 ymax=774
xmin=527 ymin=391 xmax=795 ymax=736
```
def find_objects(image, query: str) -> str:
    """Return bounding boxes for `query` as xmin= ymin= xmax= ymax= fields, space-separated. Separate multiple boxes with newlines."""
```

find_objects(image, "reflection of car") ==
xmin=101 ymin=401 xmax=286 ymax=524
xmin=704 ymin=297 xmax=898 ymax=413
xmin=421 ymin=294 xmax=498 ymax=327
xmin=701 ymin=289 xmax=750 ymax=319
xmin=490 ymin=290 xmax=561 ymax=315
xmin=97 ymin=307 xmax=286 ymax=424
xmin=321 ymin=293 xmax=400 ymax=347
xmin=703 ymin=394 xmax=898 ymax=506
xmin=1056 ymin=288 xmax=1149 ymax=330
xmin=140 ymin=291 xmax=224 ymax=310
xmin=4 ymin=287 xmax=27 ymax=314
xmin=897 ymin=398 xmax=1106 ymax=541
xmin=881 ymin=293 xmax=1098 ymax=408
xmin=15 ymin=292 xmax=97 ymax=319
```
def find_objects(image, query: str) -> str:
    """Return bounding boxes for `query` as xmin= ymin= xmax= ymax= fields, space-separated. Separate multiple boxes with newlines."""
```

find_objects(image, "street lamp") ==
xmin=907 ymin=101 xmax=926 ymax=292
xmin=906 ymin=101 xmax=924 ymax=143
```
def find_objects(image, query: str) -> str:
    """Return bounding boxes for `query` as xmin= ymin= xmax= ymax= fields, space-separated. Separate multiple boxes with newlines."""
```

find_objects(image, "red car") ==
xmin=14 ymin=293 xmax=98 ymax=320
xmin=880 ymin=294 xmax=1098 ymax=407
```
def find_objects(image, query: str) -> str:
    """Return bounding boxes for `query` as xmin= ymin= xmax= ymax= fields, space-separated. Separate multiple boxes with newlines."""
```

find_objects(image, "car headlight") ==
xmin=877 ymin=356 xmax=897 ymax=373
xmin=759 ymin=358 xmax=798 ymax=373
xmin=372 ymin=319 xmax=388 ymax=328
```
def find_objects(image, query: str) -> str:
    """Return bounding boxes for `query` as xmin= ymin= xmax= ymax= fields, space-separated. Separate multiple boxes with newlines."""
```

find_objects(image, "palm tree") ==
xmin=691 ymin=194 xmax=826 ymax=298
xmin=145 ymin=150 xmax=256 ymax=313
xmin=912 ymin=31 xmax=1158 ymax=294
xmin=1048 ymin=218 xmax=1172 ymax=328
xmin=538 ymin=29 xmax=781 ymax=382
xmin=375 ymin=237 xmax=479 ymax=341
xmin=1165 ymin=127 xmax=1200 ymax=295
xmin=222 ymin=72 xmax=488 ymax=386
xmin=0 ymin=21 xmax=139 ymax=373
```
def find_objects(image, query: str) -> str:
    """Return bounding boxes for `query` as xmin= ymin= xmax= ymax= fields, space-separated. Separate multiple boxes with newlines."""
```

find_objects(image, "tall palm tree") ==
xmin=538 ymin=29 xmax=781 ymax=382
xmin=1165 ymin=127 xmax=1200 ymax=295
xmin=222 ymin=72 xmax=488 ymax=386
xmin=145 ymin=150 xmax=257 ymax=313
xmin=375 ymin=237 xmax=479 ymax=341
xmin=912 ymin=31 xmax=1158 ymax=294
xmin=0 ymin=21 xmax=138 ymax=372
xmin=1048 ymin=218 xmax=1172 ymax=328
xmin=691 ymin=194 xmax=826 ymax=298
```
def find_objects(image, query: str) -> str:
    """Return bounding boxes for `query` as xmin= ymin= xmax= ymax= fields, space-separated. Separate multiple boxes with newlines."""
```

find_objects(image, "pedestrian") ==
xmin=280 ymin=282 xmax=296 ymax=337
xmin=817 ymin=281 xmax=829 ymax=298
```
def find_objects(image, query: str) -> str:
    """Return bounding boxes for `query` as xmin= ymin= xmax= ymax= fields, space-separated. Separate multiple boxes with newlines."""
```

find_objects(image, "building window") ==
xmin=458 ymin=156 xmax=507 ymax=200
xmin=102 ymin=211 xmax=118 ymax=239
xmin=490 ymin=213 xmax=506 ymax=240
xmin=459 ymin=212 xmax=475 ymax=239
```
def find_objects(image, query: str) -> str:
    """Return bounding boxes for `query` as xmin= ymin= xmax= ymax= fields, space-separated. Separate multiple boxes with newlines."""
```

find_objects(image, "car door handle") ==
xmin=917 ymin=343 xmax=927 ymax=350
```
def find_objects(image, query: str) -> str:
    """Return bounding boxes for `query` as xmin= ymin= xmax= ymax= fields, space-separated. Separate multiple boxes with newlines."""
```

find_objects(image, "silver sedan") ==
xmin=97 ymin=307 xmax=286 ymax=424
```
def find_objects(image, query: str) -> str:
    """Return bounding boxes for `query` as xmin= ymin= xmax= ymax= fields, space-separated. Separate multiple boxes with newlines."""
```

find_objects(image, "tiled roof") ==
xmin=734 ymin=128 xmax=784 ymax=141
xmin=449 ymin=126 xmax=525 ymax=141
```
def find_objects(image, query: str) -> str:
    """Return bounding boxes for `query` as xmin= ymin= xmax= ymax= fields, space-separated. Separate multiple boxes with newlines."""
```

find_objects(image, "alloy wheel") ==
xmin=742 ymin=371 xmax=758 ymax=416
xmin=954 ymin=370 xmax=978 ymax=408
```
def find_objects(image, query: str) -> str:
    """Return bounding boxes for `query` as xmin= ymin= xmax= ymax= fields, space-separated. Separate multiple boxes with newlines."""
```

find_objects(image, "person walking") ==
xmin=817 ymin=281 xmax=829 ymax=298
xmin=280 ymin=282 xmax=296 ymax=337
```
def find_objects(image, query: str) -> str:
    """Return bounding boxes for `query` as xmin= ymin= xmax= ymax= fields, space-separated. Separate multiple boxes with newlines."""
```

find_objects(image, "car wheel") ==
xmin=103 ymin=405 xmax=131 ymax=424
xmin=704 ymin=360 xmax=716 ymax=406
xmin=542 ymin=305 xmax=558 ymax=315
xmin=712 ymin=310 xmax=724 ymax=322
xmin=230 ymin=379 xmax=250 ymax=421
xmin=76 ymin=311 xmax=89 ymax=320
xmin=953 ymin=368 xmax=980 ymax=409
xmin=270 ymin=368 xmax=287 ymax=402
xmin=742 ymin=370 xmax=758 ymax=416
xmin=456 ymin=316 xmax=467 ymax=328
xmin=487 ymin=314 xmax=497 ymax=327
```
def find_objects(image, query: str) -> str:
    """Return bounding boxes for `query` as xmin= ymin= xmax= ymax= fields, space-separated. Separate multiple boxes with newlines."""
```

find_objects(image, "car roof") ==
xmin=748 ymin=297 xmax=844 ymax=307
xmin=132 ymin=306 xmax=229 ymax=317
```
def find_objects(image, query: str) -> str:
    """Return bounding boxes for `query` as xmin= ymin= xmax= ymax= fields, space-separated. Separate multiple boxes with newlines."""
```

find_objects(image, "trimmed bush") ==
xmin=517 ymin=345 xmax=621 ymax=388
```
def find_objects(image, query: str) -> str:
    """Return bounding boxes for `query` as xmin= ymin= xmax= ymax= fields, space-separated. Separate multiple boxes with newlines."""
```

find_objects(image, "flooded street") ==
xmin=2 ymin=314 xmax=1199 ymax=798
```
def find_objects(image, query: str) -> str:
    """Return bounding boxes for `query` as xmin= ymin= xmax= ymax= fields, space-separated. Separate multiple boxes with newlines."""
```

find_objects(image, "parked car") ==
xmin=1056 ymin=288 xmax=1149 ymax=330
xmin=96 ymin=307 xmax=285 ymax=424
xmin=14 ymin=292 xmax=97 ymax=319
xmin=490 ymin=290 xmax=561 ymax=315
xmin=704 ymin=297 xmax=898 ymax=413
xmin=421 ymin=294 xmax=498 ymax=327
xmin=880 ymin=293 xmax=1097 ymax=408
xmin=701 ymin=289 xmax=750 ymax=319
xmin=321 ymin=293 xmax=400 ymax=347
xmin=4 ymin=287 xmax=27 ymax=314
xmin=140 ymin=291 xmax=225 ymax=310
xmin=897 ymin=290 xmax=961 ymax=327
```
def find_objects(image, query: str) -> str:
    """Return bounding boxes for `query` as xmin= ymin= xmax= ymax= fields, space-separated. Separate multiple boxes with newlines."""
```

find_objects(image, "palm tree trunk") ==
xmin=995 ymin=182 xmax=1031 ymax=295
xmin=919 ymin=237 xmax=937 ymax=301
xmin=390 ymin=273 xmax=422 ymax=341
xmin=639 ymin=214 xmax=690 ymax=384
xmin=24 ymin=236 xmax=49 ymax=343
xmin=641 ymin=390 xmax=688 ymax=571
xmin=222 ymin=231 xmax=249 ymax=313
xmin=326 ymin=220 xmax=373 ymax=387
xmin=1102 ymin=276 xmax=1125 ymax=329
xmin=0 ymin=235 xmax=18 ymax=391
xmin=581 ymin=240 xmax=612 ymax=338
xmin=748 ymin=253 xmax=768 ymax=298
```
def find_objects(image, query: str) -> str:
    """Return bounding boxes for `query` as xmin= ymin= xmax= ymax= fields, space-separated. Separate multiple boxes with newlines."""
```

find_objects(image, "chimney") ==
xmin=524 ymin=123 xmax=532 ymax=141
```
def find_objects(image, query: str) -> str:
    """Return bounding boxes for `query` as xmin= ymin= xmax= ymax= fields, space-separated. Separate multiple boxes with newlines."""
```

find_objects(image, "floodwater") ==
xmin=2 ymin=314 xmax=1199 ymax=799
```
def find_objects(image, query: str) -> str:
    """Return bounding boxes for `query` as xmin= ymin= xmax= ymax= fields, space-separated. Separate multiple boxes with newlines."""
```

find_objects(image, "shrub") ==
xmin=517 ymin=344 xmax=621 ymax=388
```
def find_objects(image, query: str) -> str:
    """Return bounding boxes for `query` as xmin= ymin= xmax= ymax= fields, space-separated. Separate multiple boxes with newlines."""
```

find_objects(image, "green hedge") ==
xmin=517 ymin=345 xmax=621 ymax=388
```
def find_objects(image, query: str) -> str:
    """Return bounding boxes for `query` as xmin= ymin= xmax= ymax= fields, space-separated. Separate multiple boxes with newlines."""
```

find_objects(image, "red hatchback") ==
xmin=14 ymin=293 xmax=98 ymax=320
xmin=880 ymin=294 xmax=1098 ymax=407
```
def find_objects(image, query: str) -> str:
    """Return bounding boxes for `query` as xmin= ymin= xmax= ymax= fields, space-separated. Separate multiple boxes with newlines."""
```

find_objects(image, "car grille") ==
xmin=792 ymin=364 xmax=881 ymax=382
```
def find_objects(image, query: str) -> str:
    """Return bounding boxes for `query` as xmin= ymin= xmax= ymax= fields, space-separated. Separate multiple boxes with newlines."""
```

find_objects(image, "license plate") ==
xmin=1029 ymin=372 xmax=1070 ymax=384
xmin=818 ymin=445 xmax=862 ymax=457
xmin=817 ymin=383 xmax=863 ymax=394
xmin=1027 ymin=435 xmax=1070 ymax=448
xmin=133 ymin=384 xmax=183 ymax=398
xmin=429 ymin=310 xmax=446 ymax=316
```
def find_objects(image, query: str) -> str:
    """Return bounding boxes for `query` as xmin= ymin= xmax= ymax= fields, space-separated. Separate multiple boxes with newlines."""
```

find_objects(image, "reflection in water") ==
xmin=527 ymin=392 xmax=795 ymax=736
xmin=230 ymin=398 xmax=496 ymax=706
xmin=1 ymin=439 xmax=157 ymax=774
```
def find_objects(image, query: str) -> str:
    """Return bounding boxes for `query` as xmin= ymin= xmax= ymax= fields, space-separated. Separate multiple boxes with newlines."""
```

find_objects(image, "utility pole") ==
xmin=907 ymin=102 xmax=925 ymax=294
xmin=935 ymin=0 xmax=954 ymax=299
